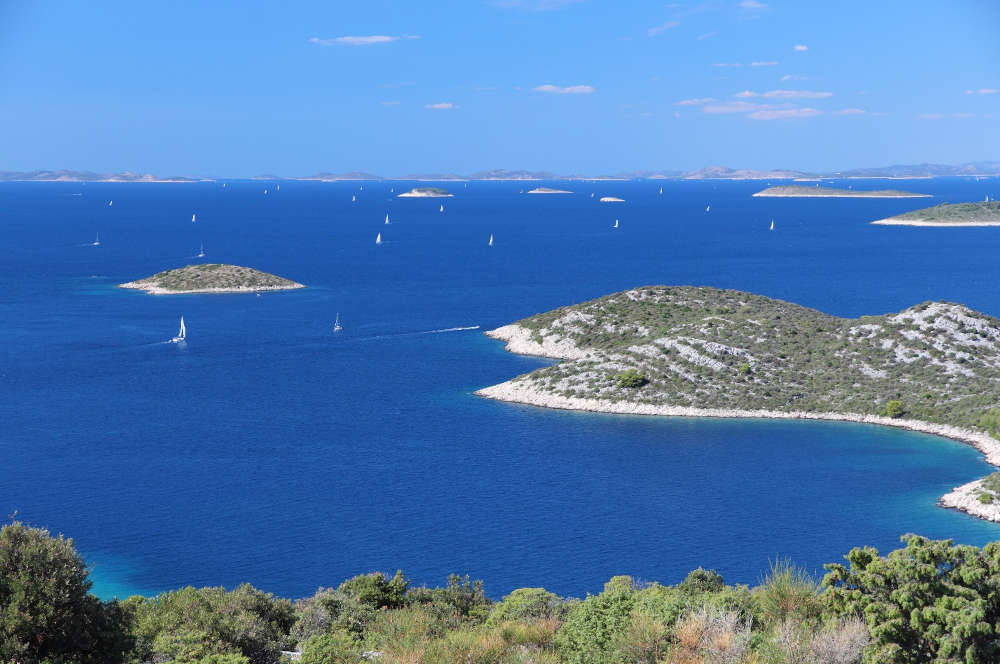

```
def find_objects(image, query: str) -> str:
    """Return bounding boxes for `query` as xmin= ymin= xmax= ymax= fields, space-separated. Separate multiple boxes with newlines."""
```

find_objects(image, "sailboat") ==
xmin=659 ymin=187 xmax=663 ymax=195
xmin=92 ymin=233 xmax=100 ymax=246
xmin=276 ymin=184 xmax=280 ymax=191
xmin=333 ymin=313 xmax=342 ymax=333
xmin=769 ymin=219 xmax=775 ymax=231
xmin=385 ymin=212 xmax=390 ymax=225
xmin=108 ymin=200 xmax=113 ymax=207
xmin=439 ymin=204 xmax=444 ymax=213
xmin=705 ymin=204 xmax=711 ymax=212
xmin=590 ymin=193 xmax=595 ymax=198
xmin=360 ymin=186 xmax=364 ymax=191
xmin=264 ymin=189 xmax=269 ymax=195
xmin=191 ymin=213 xmax=196 ymax=223
xmin=376 ymin=232 xmax=382 ymax=245
xmin=613 ymin=219 xmax=619 ymax=229
xmin=170 ymin=316 xmax=187 ymax=344
xmin=352 ymin=195 xmax=356 ymax=202
xmin=197 ymin=243 xmax=206 ymax=258
xmin=488 ymin=234 xmax=494 ymax=247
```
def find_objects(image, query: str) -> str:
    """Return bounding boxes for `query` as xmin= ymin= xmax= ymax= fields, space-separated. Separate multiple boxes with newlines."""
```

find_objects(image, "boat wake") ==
xmin=357 ymin=325 xmax=481 ymax=342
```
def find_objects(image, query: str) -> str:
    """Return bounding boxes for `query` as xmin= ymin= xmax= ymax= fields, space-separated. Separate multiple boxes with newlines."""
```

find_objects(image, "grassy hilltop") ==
xmin=120 ymin=264 xmax=304 ymax=294
xmin=483 ymin=285 xmax=1000 ymax=428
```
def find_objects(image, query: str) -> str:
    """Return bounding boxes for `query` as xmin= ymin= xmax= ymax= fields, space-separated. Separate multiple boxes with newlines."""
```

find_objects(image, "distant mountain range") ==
xmin=1 ymin=162 xmax=998 ymax=183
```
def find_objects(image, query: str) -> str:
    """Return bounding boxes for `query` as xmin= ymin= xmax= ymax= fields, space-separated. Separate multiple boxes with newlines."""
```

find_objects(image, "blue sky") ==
xmin=1 ymin=0 xmax=997 ymax=176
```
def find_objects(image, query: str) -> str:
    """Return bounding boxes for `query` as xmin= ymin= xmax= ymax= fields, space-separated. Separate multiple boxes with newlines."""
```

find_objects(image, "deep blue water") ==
xmin=3 ymin=177 xmax=1000 ymax=601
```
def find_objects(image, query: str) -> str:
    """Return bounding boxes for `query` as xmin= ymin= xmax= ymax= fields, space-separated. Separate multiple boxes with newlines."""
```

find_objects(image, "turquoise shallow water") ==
xmin=2 ymin=177 xmax=1000 ymax=600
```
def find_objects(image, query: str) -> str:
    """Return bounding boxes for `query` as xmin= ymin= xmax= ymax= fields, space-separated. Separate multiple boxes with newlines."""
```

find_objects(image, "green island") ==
xmin=526 ymin=187 xmax=573 ymax=194
xmin=10 ymin=519 xmax=1000 ymax=664
xmin=476 ymin=285 xmax=1000 ymax=523
xmin=752 ymin=185 xmax=931 ymax=198
xmin=397 ymin=187 xmax=454 ymax=198
xmin=872 ymin=200 xmax=1000 ymax=226
xmin=119 ymin=264 xmax=304 ymax=295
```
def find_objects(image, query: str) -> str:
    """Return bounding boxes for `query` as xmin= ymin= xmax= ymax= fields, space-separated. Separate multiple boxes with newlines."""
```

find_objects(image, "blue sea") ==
xmin=3 ymin=177 xmax=1000 ymax=601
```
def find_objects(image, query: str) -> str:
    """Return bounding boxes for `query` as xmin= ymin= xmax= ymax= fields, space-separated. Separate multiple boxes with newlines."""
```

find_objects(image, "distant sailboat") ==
xmin=222 ymin=183 xmax=227 ymax=188
xmin=705 ymin=204 xmax=711 ymax=212
xmin=92 ymin=233 xmax=100 ymax=246
xmin=191 ymin=213 xmax=196 ymax=223
xmin=376 ymin=232 xmax=382 ymax=245
xmin=390 ymin=188 xmax=394 ymax=193
xmin=769 ymin=219 xmax=774 ymax=231
xmin=439 ymin=204 xmax=444 ymax=212
xmin=276 ymin=184 xmax=280 ymax=191
xmin=352 ymin=194 xmax=356 ymax=202
xmin=333 ymin=313 xmax=342 ymax=333
xmin=658 ymin=187 xmax=663 ymax=195
xmin=613 ymin=219 xmax=619 ymax=229
xmin=170 ymin=316 xmax=187 ymax=344
xmin=488 ymin=234 xmax=494 ymax=246
xmin=385 ymin=212 xmax=390 ymax=225
xmin=108 ymin=200 xmax=113 ymax=207
xmin=264 ymin=189 xmax=269 ymax=195
xmin=590 ymin=193 xmax=595 ymax=198
xmin=360 ymin=186 xmax=364 ymax=191
xmin=197 ymin=243 xmax=206 ymax=258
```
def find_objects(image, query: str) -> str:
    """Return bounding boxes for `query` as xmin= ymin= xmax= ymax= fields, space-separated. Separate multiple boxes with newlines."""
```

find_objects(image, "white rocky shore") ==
xmin=119 ymin=282 xmax=305 ymax=295
xmin=872 ymin=218 xmax=1000 ymax=227
xmin=478 ymin=323 xmax=1000 ymax=524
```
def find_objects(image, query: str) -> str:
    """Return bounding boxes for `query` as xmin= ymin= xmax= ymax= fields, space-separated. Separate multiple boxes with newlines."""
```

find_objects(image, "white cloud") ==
xmin=793 ymin=44 xmax=808 ymax=51
xmin=311 ymin=35 xmax=407 ymax=46
xmin=918 ymin=112 xmax=975 ymax=120
xmin=832 ymin=108 xmax=866 ymax=115
xmin=780 ymin=74 xmax=808 ymax=81
xmin=713 ymin=62 xmax=742 ymax=68
xmin=425 ymin=102 xmax=455 ymax=109
xmin=697 ymin=31 xmax=718 ymax=40
xmin=380 ymin=101 xmax=401 ymax=106
xmin=748 ymin=107 xmax=821 ymax=120
xmin=534 ymin=84 xmax=596 ymax=94
xmin=750 ymin=61 xmax=778 ymax=67
xmin=734 ymin=90 xmax=759 ymax=98
xmin=739 ymin=0 xmax=767 ymax=7
xmin=648 ymin=20 xmax=681 ymax=36
xmin=965 ymin=88 xmax=999 ymax=95
xmin=702 ymin=101 xmax=762 ymax=114
xmin=674 ymin=97 xmax=716 ymax=106
xmin=762 ymin=89 xmax=832 ymax=98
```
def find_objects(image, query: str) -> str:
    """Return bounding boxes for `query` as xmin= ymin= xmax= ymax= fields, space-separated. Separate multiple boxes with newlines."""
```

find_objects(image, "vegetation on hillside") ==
xmin=12 ymin=520 xmax=1000 ymax=663
xmin=494 ymin=286 xmax=1000 ymax=430
xmin=885 ymin=200 xmax=1000 ymax=223
xmin=753 ymin=185 xmax=929 ymax=197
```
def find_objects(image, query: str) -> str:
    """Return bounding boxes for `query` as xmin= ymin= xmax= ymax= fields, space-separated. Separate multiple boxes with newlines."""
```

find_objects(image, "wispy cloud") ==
xmin=674 ymin=97 xmax=717 ymax=106
xmin=762 ymin=89 xmax=832 ymax=99
xmin=702 ymin=101 xmax=762 ymax=114
xmin=380 ymin=101 xmax=401 ymax=106
xmin=491 ymin=0 xmax=582 ymax=9
xmin=713 ymin=62 xmax=742 ymax=68
xmin=793 ymin=44 xmax=808 ymax=51
xmin=734 ymin=90 xmax=759 ymax=98
xmin=832 ymin=108 xmax=866 ymax=115
xmin=534 ymin=84 xmax=595 ymax=94
xmin=965 ymin=88 xmax=998 ymax=95
xmin=425 ymin=102 xmax=455 ymax=110
xmin=918 ymin=112 xmax=975 ymax=120
xmin=310 ymin=35 xmax=418 ymax=46
xmin=648 ymin=20 xmax=681 ymax=36
xmin=750 ymin=60 xmax=778 ymax=67
xmin=780 ymin=74 xmax=808 ymax=81
xmin=697 ymin=30 xmax=718 ymax=40
xmin=748 ymin=107 xmax=820 ymax=120
xmin=739 ymin=0 xmax=767 ymax=7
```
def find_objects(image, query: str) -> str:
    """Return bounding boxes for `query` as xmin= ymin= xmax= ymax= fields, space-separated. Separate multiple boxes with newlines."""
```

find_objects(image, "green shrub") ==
xmin=978 ymin=492 xmax=994 ymax=505
xmin=881 ymin=399 xmax=905 ymax=418
xmin=738 ymin=362 xmax=752 ymax=375
xmin=980 ymin=409 xmax=1000 ymax=439
xmin=614 ymin=369 xmax=648 ymax=389
xmin=299 ymin=630 xmax=358 ymax=664
xmin=486 ymin=587 xmax=566 ymax=626
xmin=555 ymin=576 xmax=636 ymax=664
xmin=755 ymin=559 xmax=823 ymax=627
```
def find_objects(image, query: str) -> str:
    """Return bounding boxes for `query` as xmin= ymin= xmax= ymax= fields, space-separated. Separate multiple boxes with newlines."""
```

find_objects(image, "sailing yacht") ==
xmin=439 ymin=204 xmax=444 ymax=213
xmin=191 ymin=213 xmax=196 ymax=223
xmin=488 ymin=234 xmax=494 ymax=247
xmin=376 ymin=232 xmax=382 ymax=245
xmin=613 ymin=219 xmax=619 ymax=229
xmin=92 ymin=233 xmax=100 ymax=246
xmin=705 ymin=204 xmax=711 ymax=212
xmin=276 ymin=184 xmax=280 ymax=191
xmin=352 ymin=195 xmax=356 ymax=202
xmin=659 ymin=187 xmax=663 ymax=195
xmin=385 ymin=212 xmax=390 ymax=225
xmin=590 ymin=193 xmax=594 ymax=198
xmin=264 ymin=189 xmax=269 ymax=195
xmin=108 ymin=200 xmax=113 ymax=207
xmin=769 ymin=219 xmax=775 ymax=231
xmin=170 ymin=316 xmax=187 ymax=344
xmin=333 ymin=313 xmax=342 ymax=333
xmin=197 ymin=243 xmax=206 ymax=258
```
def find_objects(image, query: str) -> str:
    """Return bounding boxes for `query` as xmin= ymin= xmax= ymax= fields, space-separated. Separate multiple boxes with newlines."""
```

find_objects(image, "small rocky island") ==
xmin=120 ymin=264 xmax=304 ymax=294
xmin=599 ymin=196 xmax=625 ymax=202
xmin=526 ymin=187 xmax=572 ymax=194
xmin=872 ymin=201 xmax=1000 ymax=226
xmin=477 ymin=285 xmax=1000 ymax=523
xmin=753 ymin=185 xmax=931 ymax=198
xmin=397 ymin=187 xmax=453 ymax=198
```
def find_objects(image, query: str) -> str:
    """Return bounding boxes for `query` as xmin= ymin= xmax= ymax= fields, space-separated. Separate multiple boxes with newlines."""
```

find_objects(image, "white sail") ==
xmin=439 ymin=204 xmax=444 ymax=212
xmin=333 ymin=313 xmax=342 ymax=333
xmin=352 ymin=195 xmax=356 ymax=202
xmin=108 ymin=200 xmax=113 ymax=206
xmin=658 ymin=187 xmax=663 ymax=195
xmin=264 ymin=189 xmax=268 ymax=194
xmin=360 ymin=186 xmax=363 ymax=191
xmin=171 ymin=316 xmax=186 ymax=343
xmin=192 ymin=213 xmax=196 ymax=223
xmin=769 ymin=219 xmax=774 ymax=231
xmin=197 ymin=243 xmax=205 ymax=257
xmin=488 ymin=234 xmax=494 ymax=246
xmin=590 ymin=193 xmax=594 ymax=198
xmin=376 ymin=232 xmax=382 ymax=245
xmin=93 ymin=233 xmax=100 ymax=246
xmin=385 ymin=213 xmax=390 ymax=225
xmin=613 ymin=219 xmax=618 ymax=228
xmin=706 ymin=204 xmax=710 ymax=212
xmin=276 ymin=184 xmax=280 ymax=191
